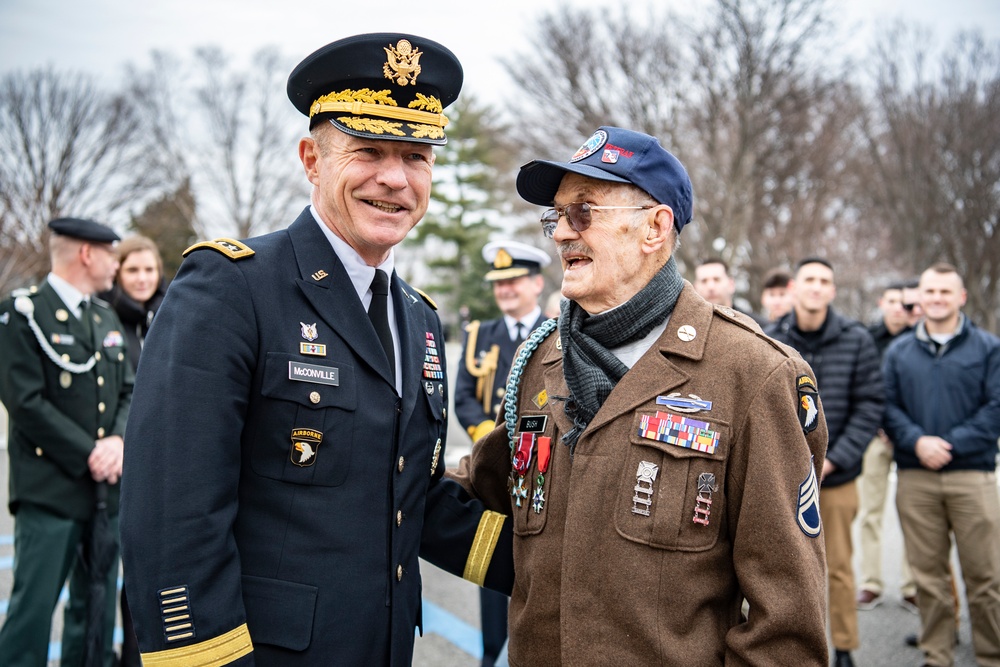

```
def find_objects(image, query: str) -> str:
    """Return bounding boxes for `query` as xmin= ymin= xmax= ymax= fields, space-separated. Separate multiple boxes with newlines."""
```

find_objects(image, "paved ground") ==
xmin=0 ymin=345 xmax=989 ymax=665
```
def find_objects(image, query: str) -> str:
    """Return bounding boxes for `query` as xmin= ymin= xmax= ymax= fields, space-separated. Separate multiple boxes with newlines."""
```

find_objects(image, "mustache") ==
xmin=557 ymin=242 xmax=592 ymax=259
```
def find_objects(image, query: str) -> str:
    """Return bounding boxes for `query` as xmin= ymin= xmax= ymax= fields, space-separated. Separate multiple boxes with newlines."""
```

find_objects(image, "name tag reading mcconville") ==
xmin=288 ymin=361 xmax=339 ymax=386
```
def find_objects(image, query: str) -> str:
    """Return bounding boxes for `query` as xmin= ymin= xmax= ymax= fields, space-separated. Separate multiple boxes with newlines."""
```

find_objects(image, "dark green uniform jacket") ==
xmin=0 ymin=281 xmax=133 ymax=519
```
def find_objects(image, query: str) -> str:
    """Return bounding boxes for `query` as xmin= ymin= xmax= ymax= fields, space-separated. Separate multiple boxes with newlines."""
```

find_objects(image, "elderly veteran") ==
xmin=120 ymin=33 xmax=512 ymax=667
xmin=448 ymin=126 xmax=830 ymax=666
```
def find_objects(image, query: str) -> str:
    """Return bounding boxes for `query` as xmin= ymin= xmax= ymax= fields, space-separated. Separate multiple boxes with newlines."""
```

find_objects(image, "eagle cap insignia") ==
xmin=384 ymin=39 xmax=422 ymax=86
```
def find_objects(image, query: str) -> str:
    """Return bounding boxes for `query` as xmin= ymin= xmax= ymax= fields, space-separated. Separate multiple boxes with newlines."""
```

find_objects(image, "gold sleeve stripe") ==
xmin=141 ymin=623 xmax=253 ymax=667
xmin=463 ymin=511 xmax=505 ymax=587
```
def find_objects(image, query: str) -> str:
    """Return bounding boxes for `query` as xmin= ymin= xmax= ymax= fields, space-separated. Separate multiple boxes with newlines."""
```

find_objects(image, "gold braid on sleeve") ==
xmin=463 ymin=321 xmax=500 ymax=414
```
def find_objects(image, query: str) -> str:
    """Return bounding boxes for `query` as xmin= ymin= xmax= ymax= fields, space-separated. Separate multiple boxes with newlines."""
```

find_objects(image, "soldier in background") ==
xmin=455 ymin=239 xmax=551 ymax=667
xmin=0 ymin=218 xmax=132 ymax=666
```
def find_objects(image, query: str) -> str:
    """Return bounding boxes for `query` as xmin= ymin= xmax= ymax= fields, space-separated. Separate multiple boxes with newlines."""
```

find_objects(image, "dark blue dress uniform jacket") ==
xmin=454 ymin=315 xmax=547 ymax=434
xmin=120 ymin=209 xmax=512 ymax=667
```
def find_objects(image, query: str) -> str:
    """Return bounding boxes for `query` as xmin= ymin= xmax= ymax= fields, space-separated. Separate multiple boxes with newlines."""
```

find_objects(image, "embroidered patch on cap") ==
xmin=570 ymin=129 xmax=608 ymax=162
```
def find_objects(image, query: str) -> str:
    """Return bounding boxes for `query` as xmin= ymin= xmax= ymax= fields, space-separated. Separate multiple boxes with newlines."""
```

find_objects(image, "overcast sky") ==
xmin=1 ymin=0 xmax=998 ymax=107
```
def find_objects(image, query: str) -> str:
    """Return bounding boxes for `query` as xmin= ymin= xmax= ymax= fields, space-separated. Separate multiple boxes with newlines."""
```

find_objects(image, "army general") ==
xmin=119 ymin=34 xmax=512 ymax=667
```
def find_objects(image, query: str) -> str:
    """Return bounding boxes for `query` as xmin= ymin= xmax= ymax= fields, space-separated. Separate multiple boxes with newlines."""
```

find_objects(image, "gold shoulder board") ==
xmin=413 ymin=288 xmax=437 ymax=310
xmin=183 ymin=238 xmax=255 ymax=260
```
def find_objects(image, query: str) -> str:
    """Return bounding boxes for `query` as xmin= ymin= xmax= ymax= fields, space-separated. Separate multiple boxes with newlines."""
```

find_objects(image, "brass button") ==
xmin=397 ymin=456 xmax=405 ymax=473
xmin=97 ymin=376 xmax=105 ymax=387
xmin=496 ymin=388 xmax=505 ymax=398
xmin=396 ymin=510 xmax=403 ymax=527
xmin=34 ymin=447 xmax=43 ymax=457
xmin=396 ymin=565 xmax=403 ymax=581
xmin=309 ymin=391 xmax=321 ymax=404
xmin=98 ymin=402 xmax=106 ymax=414
xmin=97 ymin=427 xmax=105 ymax=438
xmin=61 ymin=354 xmax=70 ymax=362
xmin=118 ymin=352 xmax=124 ymax=362
xmin=442 ymin=407 xmax=447 ymax=419
xmin=94 ymin=352 xmax=101 ymax=361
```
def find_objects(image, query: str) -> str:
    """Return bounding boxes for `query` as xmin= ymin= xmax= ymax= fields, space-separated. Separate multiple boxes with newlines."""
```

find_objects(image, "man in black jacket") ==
xmin=767 ymin=257 xmax=883 ymax=667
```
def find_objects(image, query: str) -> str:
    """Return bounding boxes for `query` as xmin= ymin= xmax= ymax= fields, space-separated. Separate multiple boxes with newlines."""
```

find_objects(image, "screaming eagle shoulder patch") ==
xmin=796 ymin=375 xmax=819 ymax=434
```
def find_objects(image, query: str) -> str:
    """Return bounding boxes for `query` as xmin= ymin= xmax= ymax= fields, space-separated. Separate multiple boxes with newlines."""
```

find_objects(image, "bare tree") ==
xmin=681 ymin=0 xmax=878 ymax=314
xmin=127 ymin=46 xmax=308 ymax=240
xmin=861 ymin=25 xmax=1000 ymax=331
xmin=503 ymin=4 xmax=686 ymax=165
xmin=0 ymin=67 xmax=155 ymax=293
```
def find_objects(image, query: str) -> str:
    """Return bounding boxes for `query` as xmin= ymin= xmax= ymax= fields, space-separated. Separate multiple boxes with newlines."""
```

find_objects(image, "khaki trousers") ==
xmin=821 ymin=480 xmax=859 ymax=651
xmin=858 ymin=434 xmax=915 ymax=596
xmin=897 ymin=469 xmax=1000 ymax=667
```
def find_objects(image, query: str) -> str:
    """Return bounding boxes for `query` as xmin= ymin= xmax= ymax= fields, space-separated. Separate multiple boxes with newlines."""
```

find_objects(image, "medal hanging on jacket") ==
xmin=532 ymin=436 xmax=551 ymax=513
xmin=511 ymin=432 xmax=535 ymax=508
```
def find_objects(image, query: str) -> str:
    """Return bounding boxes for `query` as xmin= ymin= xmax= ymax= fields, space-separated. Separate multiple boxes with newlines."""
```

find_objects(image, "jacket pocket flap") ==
xmin=242 ymin=575 xmax=318 ymax=651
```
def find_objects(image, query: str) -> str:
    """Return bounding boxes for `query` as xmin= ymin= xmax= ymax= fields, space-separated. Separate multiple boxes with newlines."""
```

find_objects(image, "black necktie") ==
xmin=515 ymin=322 xmax=526 ymax=343
xmin=367 ymin=270 xmax=395 ymax=382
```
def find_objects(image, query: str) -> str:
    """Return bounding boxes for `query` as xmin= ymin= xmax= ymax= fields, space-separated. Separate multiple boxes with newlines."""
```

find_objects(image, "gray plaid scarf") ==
xmin=559 ymin=256 xmax=684 ymax=454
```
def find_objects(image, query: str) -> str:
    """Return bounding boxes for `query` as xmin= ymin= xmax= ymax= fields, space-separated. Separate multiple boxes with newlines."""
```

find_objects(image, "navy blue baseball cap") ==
xmin=287 ymin=33 xmax=463 ymax=145
xmin=516 ymin=126 xmax=694 ymax=232
xmin=48 ymin=217 xmax=120 ymax=243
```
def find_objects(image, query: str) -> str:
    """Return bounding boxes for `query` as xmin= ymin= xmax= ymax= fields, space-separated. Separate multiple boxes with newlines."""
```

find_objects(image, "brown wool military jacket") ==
xmin=450 ymin=283 xmax=829 ymax=666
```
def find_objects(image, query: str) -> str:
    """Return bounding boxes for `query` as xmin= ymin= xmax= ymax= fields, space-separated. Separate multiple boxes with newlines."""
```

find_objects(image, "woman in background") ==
xmin=101 ymin=235 xmax=166 ymax=371
xmin=98 ymin=234 xmax=165 ymax=667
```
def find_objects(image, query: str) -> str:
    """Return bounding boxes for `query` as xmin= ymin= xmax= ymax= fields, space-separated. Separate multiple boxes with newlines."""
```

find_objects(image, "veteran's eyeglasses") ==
xmin=540 ymin=202 xmax=656 ymax=238
xmin=902 ymin=302 xmax=917 ymax=312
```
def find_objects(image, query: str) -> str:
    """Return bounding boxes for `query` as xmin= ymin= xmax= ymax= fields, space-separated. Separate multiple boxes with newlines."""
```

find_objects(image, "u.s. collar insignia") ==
xmin=383 ymin=39 xmax=422 ymax=86
xmin=797 ymin=375 xmax=819 ymax=434
xmin=571 ymin=129 xmax=608 ymax=162
xmin=300 ymin=322 xmax=318 ymax=342
xmin=656 ymin=393 xmax=712 ymax=413
xmin=797 ymin=457 xmax=821 ymax=538
xmin=311 ymin=270 xmax=328 ymax=281
xmin=290 ymin=428 xmax=322 ymax=467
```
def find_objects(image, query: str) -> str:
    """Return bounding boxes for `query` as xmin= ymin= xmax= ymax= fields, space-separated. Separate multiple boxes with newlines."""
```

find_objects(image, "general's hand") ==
xmin=89 ymin=435 xmax=125 ymax=484
xmin=914 ymin=435 xmax=953 ymax=470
